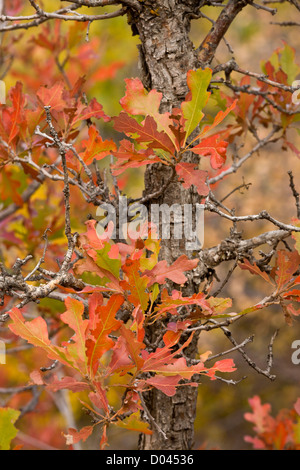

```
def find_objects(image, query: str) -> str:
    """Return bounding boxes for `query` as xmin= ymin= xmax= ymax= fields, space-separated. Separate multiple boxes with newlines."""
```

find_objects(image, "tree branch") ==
xmin=198 ymin=0 xmax=251 ymax=67
xmin=0 ymin=3 xmax=125 ymax=32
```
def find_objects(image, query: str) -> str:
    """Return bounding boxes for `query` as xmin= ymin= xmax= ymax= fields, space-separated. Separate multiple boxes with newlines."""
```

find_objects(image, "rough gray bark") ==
xmin=129 ymin=0 xmax=252 ymax=451
xmin=129 ymin=0 xmax=204 ymax=450
xmin=132 ymin=1 xmax=200 ymax=108
xmin=0 ymin=0 xmax=299 ymax=451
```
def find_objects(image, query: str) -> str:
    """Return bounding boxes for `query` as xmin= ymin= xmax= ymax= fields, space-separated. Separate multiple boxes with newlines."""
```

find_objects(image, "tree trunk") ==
xmin=129 ymin=0 xmax=204 ymax=450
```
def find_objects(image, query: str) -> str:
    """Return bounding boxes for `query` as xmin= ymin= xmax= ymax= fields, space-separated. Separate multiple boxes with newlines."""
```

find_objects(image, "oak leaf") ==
xmin=175 ymin=162 xmax=209 ymax=196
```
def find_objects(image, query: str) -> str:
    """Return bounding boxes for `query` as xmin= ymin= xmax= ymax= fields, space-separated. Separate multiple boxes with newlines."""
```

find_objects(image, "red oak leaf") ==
xmin=46 ymin=375 xmax=90 ymax=393
xmin=71 ymin=97 xmax=110 ymax=127
xmin=119 ymin=78 xmax=176 ymax=145
xmin=0 ymin=82 xmax=27 ymax=145
xmin=37 ymin=82 xmax=66 ymax=112
xmin=114 ymin=112 xmax=175 ymax=154
xmin=86 ymin=294 xmax=124 ymax=377
xmin=80 ymin=125 xmax=117 ymax=165
xmin=192 ymin=134 xmax=229 ymax=169
xmin=60 ymin=297 xmax=89 ymax=365
xmin=120 ymin=259 xmax=150 ymax=312
xmin=144 ymin=375 xmax=182 ymax=397
xmin=65 ymin=426 xmax=93 ymax=446
xmin=154 ymin=289 xmax=211 ymax=318
xmin=112 ymin=139 xmax=160 ymax=175
xmin=239 ymin=259 xmax=273 ymax=284
xmin=144 ymin=254 xmax=199 ymax=285
xmin=175 ymin=162 xmax=209 ymax=196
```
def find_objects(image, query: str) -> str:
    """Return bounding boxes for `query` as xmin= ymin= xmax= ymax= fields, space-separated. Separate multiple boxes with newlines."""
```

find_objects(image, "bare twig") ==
xmin=206 ymin=335 xmax=255 ymax=362
xmin=138 ymin=392 xmax=168 ymax=441
xmin=0 ymin=4 xmax=125 ymax=32
xmin=207 ymin=126 xmax=281 ymax=185
xmin=220 ymin=325 xmax=278 ymax=380
xmin=211 ymin=259 xmax=239 ymax=297
xmin=204 ymin=199 xmax=300 ymax=233
xmin=24 ymin=229 xmax=51 ymax=281
xmin=44 ymin=107 xmax=73 ymax=247
xmin=198 ymin=0 xmax=252 ymax=67
xmin=271 ymin=20 xmax=300 ymax=26
xmin=288 ymin=171 xmax=300 ymax=219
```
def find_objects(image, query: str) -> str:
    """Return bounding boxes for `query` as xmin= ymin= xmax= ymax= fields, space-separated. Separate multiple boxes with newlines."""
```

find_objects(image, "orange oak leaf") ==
xmin=71 ymin=97 xmax=110 ymax=128
xmin=105 ymin=335 xmax=134 ymax=376
xmin=118 ymin=324 xmax=145 ymax=370
xmin=60 ymin=297 xmax=89 ymax=366
xmin=87 ymin=292 xmax=104 ymax=332
xmin=37 ymin=82 xmax=66 ymax=112
xmin=114 ymin=112 xmax=175 ymax=154
xmin=144 ymin=254 xmax=199 ymax=285
xmin=271 ymin=250 xmax=300 ymax=291
xmin=112 ymin=139 xmax=160 ymax=174
xmin=198 ymin=100 xmax=237 ymax=139
xmin=143 ymin=375 xmax=182 ymax=397
xmin=115 ymin=414 xmax=152 ymax=435
xmin=8 ymin=308 xmax=76 ymax=370
xmin=244 ymin=395 xmax=273 ymax=434
xmin=88 ymin=382 xmax=110 ymax=414
xmin=141 ymin=331 xmax=192 ymax=373
xmin=282 ymin=289 xmax=300 ymax=301
xmin=153 ymin=289 xmax=211 ymax=319
xmin=46 ymin=375 xmax=90 ymax=393
xmin=192 ymin=134 xmax=229 ymax=169
xmin=86 ymin=294 xmax=124 ymax=377
xmin=144 ymin=357 xmax=200 ymax=379
xmin=120 ymin=259 xmax=150 ymax=312
xmin=64 ymin=426 xmax=93 ymax=446
xmin=175 ymin=162 xmax=209 ymax=196
xmin=119 ymin=78 xmax=176 ymax=146
xmin=80 ymin=125 xmax=117 ymax=165
xmin=203 ymin=358 xmax=236 ymax=380
xmin=239 ymin=259 xmax=273 ymax=284
xmin=0 ymin=82 xmax=27 ymax=146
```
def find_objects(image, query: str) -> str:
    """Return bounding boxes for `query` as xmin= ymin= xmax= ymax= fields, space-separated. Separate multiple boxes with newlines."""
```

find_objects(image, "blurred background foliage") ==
xmin=0 ymin=0 xmax=300 ymax=450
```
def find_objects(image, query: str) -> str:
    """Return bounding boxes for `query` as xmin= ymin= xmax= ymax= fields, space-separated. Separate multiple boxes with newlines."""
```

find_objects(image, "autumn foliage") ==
xmin=1 ymin=0 xmax=300 ymax=451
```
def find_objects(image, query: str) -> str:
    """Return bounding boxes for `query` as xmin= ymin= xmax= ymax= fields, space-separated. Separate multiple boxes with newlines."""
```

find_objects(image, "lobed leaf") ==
xmin=181 ymin=68 xmax=212 ymax=142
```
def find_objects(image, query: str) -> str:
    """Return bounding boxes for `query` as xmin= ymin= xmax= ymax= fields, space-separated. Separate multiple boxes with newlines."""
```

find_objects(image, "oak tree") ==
xmin=1 ymin=0 xmax=300 ymax=451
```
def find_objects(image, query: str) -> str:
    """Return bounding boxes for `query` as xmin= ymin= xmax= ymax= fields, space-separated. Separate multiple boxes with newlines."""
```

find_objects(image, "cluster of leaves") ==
xmin=0 ymin=77 xmax=116 ymax=266
xmin=5 ymin=221 xmax=236 ymax=448
xmin=1 ymin=5 xmax=300 ymax=449
xmin=244 ymin=395 xmax=300 ymax=450
xmin=239 ymin=247 xmax=300 ymax=324
xmin=0 ymin=63 xmax=241 ymax=447
xmin=0 ymin=78 xmax=112 ymax=164
xmin=0 ymin=11 xmax=131 ymax=448
xmin=1 ymin=60 xmax=300 ymax=449
xmin=0 ymin=12 xmax=127 ymax=264
xmin=112 ymin=68 xmax=237 ymax=195
xmin=222 ymin=44 xmax=300 ymax=155
xmin=3 ymin=12 xmax=125 ymax=94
